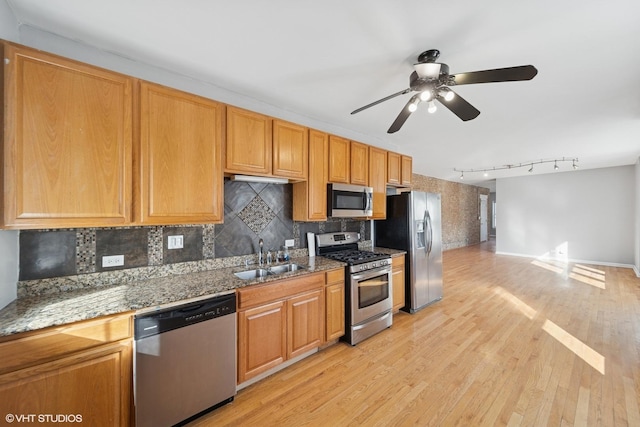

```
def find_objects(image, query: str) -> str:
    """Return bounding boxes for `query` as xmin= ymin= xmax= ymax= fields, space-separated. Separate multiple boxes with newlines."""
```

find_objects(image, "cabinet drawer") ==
xmin=0 ymin=313 xmax=133 ymax=375
xmin=238 ymin=273 xmax=324 ymax=310
xmin=325 ymin=268 xmax=344 ymax=285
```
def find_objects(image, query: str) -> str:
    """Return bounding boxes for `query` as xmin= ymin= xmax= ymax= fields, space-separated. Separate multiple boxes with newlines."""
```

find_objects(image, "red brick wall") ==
xmin=410 ymin=174 xmax=490 ymax=250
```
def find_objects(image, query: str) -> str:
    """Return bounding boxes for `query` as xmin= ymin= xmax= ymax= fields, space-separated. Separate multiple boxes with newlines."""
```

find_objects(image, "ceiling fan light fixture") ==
xmin=408 ymin=99 xmax=419 ymax=112
xmin=427 ymin=101 xmax=437 ymax=114
xmin=414 ymin=62 xmax=441 ymax=79
xmin=419 ymin=90 xmax=433 ymax=101
xmin=438 ymin=87 xmax=455 ymax=101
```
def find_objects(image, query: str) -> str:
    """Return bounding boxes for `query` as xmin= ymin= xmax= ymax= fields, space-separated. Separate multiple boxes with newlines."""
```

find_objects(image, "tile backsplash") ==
xmin=18 ymin=180 xmax=369 ymax=282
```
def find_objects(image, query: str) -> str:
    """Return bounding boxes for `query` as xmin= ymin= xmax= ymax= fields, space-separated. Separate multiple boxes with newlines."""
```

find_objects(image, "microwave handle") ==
xmin=364 ymin=190 xmax=372 ymax=212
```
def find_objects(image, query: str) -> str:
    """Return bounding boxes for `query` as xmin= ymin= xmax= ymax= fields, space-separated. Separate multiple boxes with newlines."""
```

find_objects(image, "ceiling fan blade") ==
xmin=451 ymin=65 xmax=538 ymax=86
xmin=437 ymin=90 xmax=480 ymax=121
xmin=387 ymin=96 xmax=418 ymax=133
xmin=351 ymin=88 xmax=411 ymax=115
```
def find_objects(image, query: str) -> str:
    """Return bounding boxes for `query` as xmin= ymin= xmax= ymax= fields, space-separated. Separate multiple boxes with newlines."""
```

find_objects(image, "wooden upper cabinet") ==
xmin=137 ymin=82 xmax=224 ymax=224
xmin=273 ymin=120 xmax=308 ymax=180
xmin=368 ymin=146 xmax=387 ymax=219
xmin=293 ymin=129 xmax=328 ymax=221
xmin=2 ymin=42 xmax=133 ymax=229
xmin=401 ymin=155 xmax=413 ymax=186
xmin=328 ymin=135 xmax=350 ymax=183
xmin=350 ymin=141 xmax=369 ymax=186
xmin=225 ymin=106 xmax=272 ymax=175
xmin=387 ymin=151 xmax=402 ymax=186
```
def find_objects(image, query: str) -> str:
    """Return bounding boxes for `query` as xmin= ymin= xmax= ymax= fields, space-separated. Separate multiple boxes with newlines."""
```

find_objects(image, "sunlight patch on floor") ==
xmin=494 ymin=287 xmax=538 ymax=319
xmin=531 ymin=259 xmax=565 ymax=275
xmin=542 ymin=319 xmax=605 ymax=374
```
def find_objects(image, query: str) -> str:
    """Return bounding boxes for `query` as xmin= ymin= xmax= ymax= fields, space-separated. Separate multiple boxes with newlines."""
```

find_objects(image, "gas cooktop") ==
xmin=322 ymin=249 xmax=390 ymax=265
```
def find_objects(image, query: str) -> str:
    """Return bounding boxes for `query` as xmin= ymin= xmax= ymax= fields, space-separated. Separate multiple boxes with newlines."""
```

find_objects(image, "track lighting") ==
xmin=427 ymin=101 xmax=437 ymax=114
xmin=454 ymin=157 xmax=578 ymax=179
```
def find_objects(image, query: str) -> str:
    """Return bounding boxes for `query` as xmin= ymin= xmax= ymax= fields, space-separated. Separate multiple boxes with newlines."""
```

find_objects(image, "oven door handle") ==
xmin=351 ymin=266 xmax=392 ymax=281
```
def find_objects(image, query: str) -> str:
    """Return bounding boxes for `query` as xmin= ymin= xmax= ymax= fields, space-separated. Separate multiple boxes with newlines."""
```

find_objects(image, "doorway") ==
xmin=480 ymin=194 xmax=488 ymax=242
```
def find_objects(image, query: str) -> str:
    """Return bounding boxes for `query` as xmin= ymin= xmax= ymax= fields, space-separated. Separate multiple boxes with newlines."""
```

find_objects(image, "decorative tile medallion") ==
xmin=237 ymin=196 xmax=276 ymax=234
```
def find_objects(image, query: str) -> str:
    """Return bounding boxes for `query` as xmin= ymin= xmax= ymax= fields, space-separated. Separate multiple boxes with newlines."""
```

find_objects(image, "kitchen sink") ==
xmin=234 ymin=269 xmax=272 ymax=280
xmin=268 ymin=264 xmax=306 ymax=274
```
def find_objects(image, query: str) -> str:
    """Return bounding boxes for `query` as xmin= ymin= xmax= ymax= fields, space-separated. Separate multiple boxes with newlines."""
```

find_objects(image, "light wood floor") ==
xmin=189 ymin=241 xmax=640 ymax=426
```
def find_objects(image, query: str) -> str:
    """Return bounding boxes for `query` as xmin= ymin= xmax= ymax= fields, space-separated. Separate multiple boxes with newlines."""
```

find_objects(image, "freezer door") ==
xmin=409 ymin=191 xmax=430 ymax=311
xmin=426 ymin=193 xmax=443 ymax=301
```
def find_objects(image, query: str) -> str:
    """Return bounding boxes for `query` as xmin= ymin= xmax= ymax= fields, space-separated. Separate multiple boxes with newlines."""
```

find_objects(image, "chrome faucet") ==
xmin=258 ymin=238 xmax=264 ymax=266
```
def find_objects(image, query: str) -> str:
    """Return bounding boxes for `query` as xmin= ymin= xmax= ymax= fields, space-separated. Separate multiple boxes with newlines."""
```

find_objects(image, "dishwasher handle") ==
xmin=135 ymin=293 xmax=236 ymax=339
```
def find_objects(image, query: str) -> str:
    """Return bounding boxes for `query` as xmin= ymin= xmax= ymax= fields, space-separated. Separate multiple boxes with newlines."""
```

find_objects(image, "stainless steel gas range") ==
xmin=316 ymin=232 xmax=392 ymax=345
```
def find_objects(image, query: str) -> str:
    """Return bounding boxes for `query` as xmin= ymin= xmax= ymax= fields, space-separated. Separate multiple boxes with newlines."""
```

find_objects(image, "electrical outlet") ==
xmin=285 ymin=239 xmax=294 ymax=248
xmin=102 ymin=255 xmax=124 ymax=268
xmin=168 ymin=235 xmax=184 ymax=249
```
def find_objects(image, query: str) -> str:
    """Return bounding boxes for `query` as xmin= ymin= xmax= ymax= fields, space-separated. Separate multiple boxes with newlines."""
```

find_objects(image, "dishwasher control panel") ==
xmin=135 ymin=293 xmax=236 ymax=339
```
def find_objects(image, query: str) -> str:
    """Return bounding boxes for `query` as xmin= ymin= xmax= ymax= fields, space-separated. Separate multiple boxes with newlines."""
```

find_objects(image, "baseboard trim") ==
xmin=634 ymin=265 xmax=640 ymax=278
xmin=495 ymin=251 xmax=635 ymax=270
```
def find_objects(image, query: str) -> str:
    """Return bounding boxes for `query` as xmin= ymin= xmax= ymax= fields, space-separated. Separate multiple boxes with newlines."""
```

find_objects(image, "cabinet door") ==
xmin=2 ymin=43 xmax=133 ymax=229
xmin=401 ymin=155 xmax=413 ymax=186
xmin=273 ymin=120 xmax=308 ymax=180
xmin=292 ymin=129 xmax=328 ymax=221
xmin=325 ymin=282 xmax=345 ymax=341
xmin=387 ymin=151 xmax=401 ymax=186
xmin=350 ymin=141 xmax=369 ymax=186
xmin=369 ymin=146 xmax=387 ymax=219
xmin=328 ymin=135 xmax=350 ymax=183
xmin=238 ymin=301 xmax=286 ymax=383
xmin=392 ymin=256 xmax=406 ymax=312
xmin=225 ymin=106 xmax=272 ymax=175
xmin=287 ymin=289 xmax=323 ymax=359
xmin=0 ymin=340 xmax=132 ymax=427
xmin=138 ymin=82 xmax=224 ymax=224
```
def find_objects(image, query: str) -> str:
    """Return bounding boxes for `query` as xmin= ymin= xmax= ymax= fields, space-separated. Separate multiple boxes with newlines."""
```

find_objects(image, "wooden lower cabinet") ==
xmin=324 ymin=268 xmax=345 ymax=341
xmin=0 ymin=314 xmax=133 ymax=426
xmin=392 ymin=255 xmax=406 ymax=312
xmin=287 ymin=290 xmax=323 ymax=359
xmin=237 ymin=301 xmax=287 ymax=383
xmin=237 ymin=273 xmax=325 ymax=384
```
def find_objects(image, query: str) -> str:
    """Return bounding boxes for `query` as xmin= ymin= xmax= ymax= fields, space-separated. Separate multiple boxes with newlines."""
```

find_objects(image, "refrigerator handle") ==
xmin=426 ymin=210 xmax=433 ymax=254
xmin=423 ymin=210 xmax=429 ymax=255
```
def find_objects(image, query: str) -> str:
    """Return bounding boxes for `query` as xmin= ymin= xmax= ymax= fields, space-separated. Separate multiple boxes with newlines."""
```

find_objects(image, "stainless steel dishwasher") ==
xmin=134 ymin=292 xmax=236 ymax=427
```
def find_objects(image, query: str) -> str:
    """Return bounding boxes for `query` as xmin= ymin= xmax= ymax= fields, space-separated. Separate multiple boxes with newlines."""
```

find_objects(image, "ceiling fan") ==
xmin=351 ymin=49 xmax=538 ymax=133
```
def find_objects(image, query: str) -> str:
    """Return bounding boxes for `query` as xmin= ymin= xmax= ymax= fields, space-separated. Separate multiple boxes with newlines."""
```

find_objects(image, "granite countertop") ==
xmin=0 ymin=256 xmax=344 ymax=338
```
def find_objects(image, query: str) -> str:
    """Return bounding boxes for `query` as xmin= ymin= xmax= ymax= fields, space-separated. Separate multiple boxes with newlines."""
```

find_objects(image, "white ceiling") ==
xmin=5 ymin=0 xmax=640 ymax=185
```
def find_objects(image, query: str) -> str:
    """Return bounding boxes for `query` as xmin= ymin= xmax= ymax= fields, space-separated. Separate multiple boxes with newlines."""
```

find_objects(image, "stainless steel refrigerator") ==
xmin=375 ymin=191 xmax=443 ymax=313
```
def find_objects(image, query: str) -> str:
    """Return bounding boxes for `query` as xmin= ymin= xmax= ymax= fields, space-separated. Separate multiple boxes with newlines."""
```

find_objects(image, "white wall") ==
xmin=635 ymin=158 xmax=640 ymax=276
xmin=0 ymin=232 xmax=19 ymax=309
xmin=496 ymin=166 xmax=635 ymax=266
xmin=0 ymin=2 xmax=20 ymax=309
xmin=0 ymin=0 xmax=19 ymax=41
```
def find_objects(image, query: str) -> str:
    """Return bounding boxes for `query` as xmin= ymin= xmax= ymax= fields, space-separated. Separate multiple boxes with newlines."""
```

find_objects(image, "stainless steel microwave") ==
xmin=327 ymin=183 xmax=373 ymax=218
